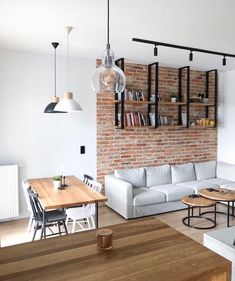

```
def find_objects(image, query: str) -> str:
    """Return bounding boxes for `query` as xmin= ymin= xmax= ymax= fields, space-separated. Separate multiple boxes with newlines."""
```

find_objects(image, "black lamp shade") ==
xmin=44 ymin=102 xmax=66 ymax=113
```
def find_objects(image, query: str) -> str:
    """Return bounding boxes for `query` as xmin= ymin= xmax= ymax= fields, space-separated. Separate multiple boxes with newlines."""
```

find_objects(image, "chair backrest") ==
xmin=83 ymin=174 xmax=94 ymax=186
xmin=22 ymin=180 xmax=32 ymax=212
xmin=27 ymin=188 xmax=43 ymax=223
xmin=86 ymin=180 xmax=103 ymax=215
xmin=89 ymin=180 xmax=102 ymax=193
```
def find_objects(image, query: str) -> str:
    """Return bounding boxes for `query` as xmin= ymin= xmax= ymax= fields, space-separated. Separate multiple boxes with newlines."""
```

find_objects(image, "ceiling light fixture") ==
xmin=189 ymin=50 xmax=193 ymax=61
xmin=55 ymin=26 xmax=82 ymax=112
xmin=132 ymin=38 xmax=235 ymax=65
xmin=44 ymin=42 xmax=66 ymax=113
xmin=222 ymin=56 xmax=226 ymax=66
xmin=154 ymin=45 xmax=158 ymax=56
xmin=91 ymin=0 xmax=126 ymax=94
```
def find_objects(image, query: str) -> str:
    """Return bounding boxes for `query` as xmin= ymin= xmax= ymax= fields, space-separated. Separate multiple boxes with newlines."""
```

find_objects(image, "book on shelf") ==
xmin=117 ymin=89 xmax=145 ymax=101
xmin=124 ymin=112 xmax=147 ymax=127
xmin=149 ymin=113 xmax=168 ymax=126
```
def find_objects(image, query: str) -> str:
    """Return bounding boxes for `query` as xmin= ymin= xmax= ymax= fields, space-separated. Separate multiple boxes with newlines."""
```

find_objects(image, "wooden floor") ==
xmin=0 ymin=203 xmax=233 ymax=247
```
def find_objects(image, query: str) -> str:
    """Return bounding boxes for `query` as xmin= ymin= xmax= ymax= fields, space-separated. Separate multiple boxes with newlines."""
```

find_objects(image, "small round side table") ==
xmin=182 ymin=195 xmax=217 ymax=229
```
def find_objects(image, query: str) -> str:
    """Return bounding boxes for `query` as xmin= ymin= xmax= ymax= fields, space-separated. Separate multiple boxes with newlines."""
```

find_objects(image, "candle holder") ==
xmin=96 ymin=229 xmax=113 ymax=251
xmin=61 ymin=176 xmax=68 ymax=188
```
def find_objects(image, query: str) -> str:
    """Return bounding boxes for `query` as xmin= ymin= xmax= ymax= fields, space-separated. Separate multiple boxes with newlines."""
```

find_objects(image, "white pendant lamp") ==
xmin=91 ymin=0 xmax=126 ymax=94
xmin=55 ymin=26 xmax=82 ymax=112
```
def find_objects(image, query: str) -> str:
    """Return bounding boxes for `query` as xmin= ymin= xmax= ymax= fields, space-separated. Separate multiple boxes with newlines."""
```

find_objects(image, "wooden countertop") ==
xmin=0 ymin=218 xmax=231 ymax=281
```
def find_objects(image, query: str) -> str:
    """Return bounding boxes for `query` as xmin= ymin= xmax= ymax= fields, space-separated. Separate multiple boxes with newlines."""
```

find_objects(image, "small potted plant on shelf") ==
xmin=53 ymin=175 xmax=62 ymax=189
xmin=170 ymin=93 xmax=178 ymax=102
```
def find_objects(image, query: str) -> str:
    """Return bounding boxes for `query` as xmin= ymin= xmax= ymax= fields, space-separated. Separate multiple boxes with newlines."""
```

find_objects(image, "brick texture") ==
xmin=96 ymin=61 xmax=217 ymax=184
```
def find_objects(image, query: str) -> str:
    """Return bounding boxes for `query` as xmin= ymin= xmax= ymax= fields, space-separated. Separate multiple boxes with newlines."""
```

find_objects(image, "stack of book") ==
xmin=149 ymin=113 xmax=168 ymax=126
xmin=117 ymin=89 xmax=145 ymax=101
xmin=124 ymin=112 xmax=147 ymax=126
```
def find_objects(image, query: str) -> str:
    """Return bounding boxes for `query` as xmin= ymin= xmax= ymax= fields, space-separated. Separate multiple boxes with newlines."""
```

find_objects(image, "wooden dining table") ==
xmin=0 ymin=218 xmax=231 ymax=281
xmin=28 ymin=176 xmax=107 ymax=235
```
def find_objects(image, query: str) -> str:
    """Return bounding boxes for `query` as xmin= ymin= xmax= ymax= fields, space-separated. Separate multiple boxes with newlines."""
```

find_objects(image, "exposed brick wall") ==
xmin=96 ymin=61 xmax=217 ymax=184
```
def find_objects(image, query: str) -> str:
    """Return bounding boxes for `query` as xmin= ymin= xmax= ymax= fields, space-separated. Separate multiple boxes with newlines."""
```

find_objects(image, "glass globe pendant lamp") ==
xmin=91 ymin=0 xmax=126 ymax=94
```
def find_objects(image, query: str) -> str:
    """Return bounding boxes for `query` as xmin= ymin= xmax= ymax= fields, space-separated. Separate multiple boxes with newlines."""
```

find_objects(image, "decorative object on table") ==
xmin=91 ymin=0 xmax=126 ymax=94
xmin=96 ymin=228 xmax=113 ymax=250
xmin=61 ymin=176 xmax=68 ymax=188
xmin=170 ymin=93 xmax=177 ymax=102
xmin=53 ymin=175 xmax=62 ymax=189
xmin=54 ymin=26 xmax=82 ymax=112
xmin=44 ymin=42 xmax=67 ymax=113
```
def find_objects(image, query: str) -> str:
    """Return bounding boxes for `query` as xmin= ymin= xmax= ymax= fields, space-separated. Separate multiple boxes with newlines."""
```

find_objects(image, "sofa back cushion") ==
xmin=171 ymin=163 xmax=195 ymax=184
xmin=194 ymin=161 xmax=217 ymax=180
xmin=114 ymin=168 xmax=145 ymax=188
xmin=145 ymin=165 xmax=171 ymax=187
xmin=217 ymin=162 xmax=235 ymax=181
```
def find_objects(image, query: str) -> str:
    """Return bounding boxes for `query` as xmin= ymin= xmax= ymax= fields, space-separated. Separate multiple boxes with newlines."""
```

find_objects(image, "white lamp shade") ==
xmin=54 ymin=92 xmax=82 ymax=112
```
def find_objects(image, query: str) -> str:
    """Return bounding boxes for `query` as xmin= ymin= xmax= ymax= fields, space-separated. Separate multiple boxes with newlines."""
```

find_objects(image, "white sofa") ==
xmin=105 ymin=161 xmax=235 ymax=219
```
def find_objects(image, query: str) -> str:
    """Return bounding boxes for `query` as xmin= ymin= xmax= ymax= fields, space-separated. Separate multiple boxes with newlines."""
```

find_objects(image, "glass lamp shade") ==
xmin=54 ymin=92 xmax=82 ymax=112
xmin=91 ymin=49 xmax=126 ymax=94
xmin=44 ymin=96 xmax=67 ymax=113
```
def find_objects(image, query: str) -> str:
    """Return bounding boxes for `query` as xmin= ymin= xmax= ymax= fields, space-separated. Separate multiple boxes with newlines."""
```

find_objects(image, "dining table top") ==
xmin=0 ymin=218 xmax=231 ymax=281
xmin=28 ymin=175 xmax=107 ymax=210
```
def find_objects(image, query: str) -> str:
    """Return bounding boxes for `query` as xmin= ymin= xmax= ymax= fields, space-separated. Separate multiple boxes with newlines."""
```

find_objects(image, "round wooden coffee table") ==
xmin=182 ymin=195 xmax=216 ymax=229
xmin=199 ymin=188 xmax=235 ymax=227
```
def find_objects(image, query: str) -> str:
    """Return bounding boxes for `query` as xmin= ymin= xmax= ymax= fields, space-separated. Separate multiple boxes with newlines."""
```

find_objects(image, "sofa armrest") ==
xmin=105 ymin=175 xmax=133 ymax=219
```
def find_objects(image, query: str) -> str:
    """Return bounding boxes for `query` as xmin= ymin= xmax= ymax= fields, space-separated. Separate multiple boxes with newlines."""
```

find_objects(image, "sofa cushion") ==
xmin=201 ymin=178 xmax=234 ymax=186
xmin=133 ymin=189 xmax=166 ymax=207
xmin=145 ymin=164 xmax=171 ymax=187
xmin=194 ymin=161 xmax=217 ymax=180
xmin=114 ymin=168 xmax=145 ymax=188
xmin=171 ymin=163 xmax=196 ymax=184
xmin=217 ymin=162 xmax=235 ymax=181
xmin=150 ymin=184 xmax=194 ymax=202
xmin=178 ymin=180 xmax=218 ymax=195
xmin=221 ymin=182 xmax=235 ymax=190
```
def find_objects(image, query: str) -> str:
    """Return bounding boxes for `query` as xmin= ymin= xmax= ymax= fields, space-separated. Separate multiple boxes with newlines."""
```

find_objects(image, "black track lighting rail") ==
xmin=132 ymin=38 xmax=235 ymax=59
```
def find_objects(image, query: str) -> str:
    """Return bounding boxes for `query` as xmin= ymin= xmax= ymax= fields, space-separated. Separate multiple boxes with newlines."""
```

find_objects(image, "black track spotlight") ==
xmin=222 ymin=56 xmax=226 ymax=66
xmin=189 ymin=50 xmax=193 ymax=61
xmin=154 ymin=45 xmax=158 ymax=56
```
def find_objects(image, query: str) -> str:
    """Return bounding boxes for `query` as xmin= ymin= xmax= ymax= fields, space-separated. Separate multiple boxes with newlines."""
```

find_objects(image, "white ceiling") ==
xmin=1 ymin=0 xmax=235 ymax=71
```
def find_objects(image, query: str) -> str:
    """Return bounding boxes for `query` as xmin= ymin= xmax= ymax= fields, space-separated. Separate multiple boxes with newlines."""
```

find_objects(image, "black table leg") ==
xmin=187 ymin=206 xmax=190 ymax=227
xmin=214 ymin=203 xmax=217 ymax=224
xmin=233 ymin=201 xmax=235 ymax=216
xmin=227 ymin=201 xmax=230 ymax=227
xmin=42 ymin=210 xmax=46 ymax=239
xmin=95 ymin=202 xmax=98 ymax=228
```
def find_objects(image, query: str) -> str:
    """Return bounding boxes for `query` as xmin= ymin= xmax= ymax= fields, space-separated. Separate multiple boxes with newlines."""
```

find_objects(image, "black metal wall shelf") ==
xmin=114 ymin=58 xmax=218 ymax=129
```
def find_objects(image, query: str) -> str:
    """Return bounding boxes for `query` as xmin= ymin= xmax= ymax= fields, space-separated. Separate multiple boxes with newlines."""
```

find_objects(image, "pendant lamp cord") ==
xmin=107 ymin=0 xmax=110 ymax=49
xmin=54 ymin=47 xmax=57 ymax=97
xmin=67 ymin=31 xmax=70 ymax=92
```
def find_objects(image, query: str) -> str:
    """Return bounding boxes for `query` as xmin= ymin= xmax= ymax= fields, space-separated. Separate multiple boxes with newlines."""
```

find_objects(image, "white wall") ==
xmin=218 ymin=70 xmax=235 ymax=164
xmin=0 ymin=49 xmax=96 ymax=218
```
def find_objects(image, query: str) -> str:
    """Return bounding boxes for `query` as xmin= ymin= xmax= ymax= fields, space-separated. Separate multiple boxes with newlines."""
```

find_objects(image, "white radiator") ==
xmin=0 ymin=164 xmax=19 ymax=220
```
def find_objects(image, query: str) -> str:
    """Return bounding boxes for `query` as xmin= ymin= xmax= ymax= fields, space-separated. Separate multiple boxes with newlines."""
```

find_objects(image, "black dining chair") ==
xmin=83 ymin=174 xmax=94 ymax=186
xmin=27 ymin=187 xmax=68 ymax=240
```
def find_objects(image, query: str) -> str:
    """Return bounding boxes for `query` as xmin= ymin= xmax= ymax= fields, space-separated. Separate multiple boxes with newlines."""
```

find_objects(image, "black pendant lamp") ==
xmin=44 ymin=42 xmax=66 ymax=113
